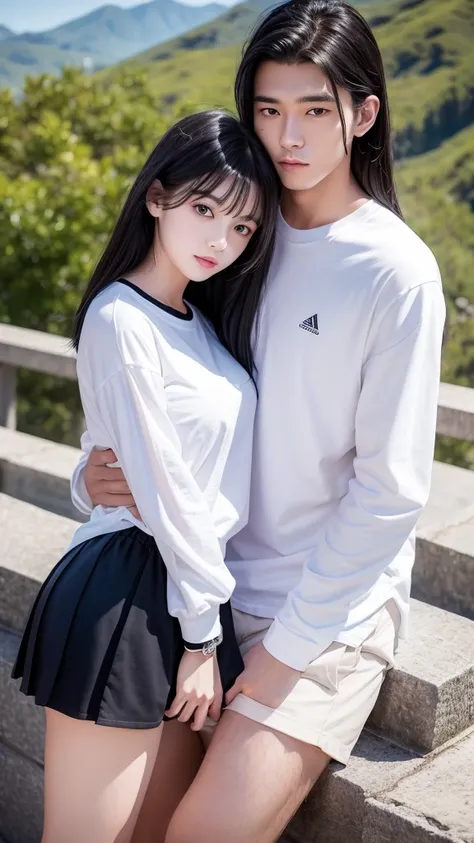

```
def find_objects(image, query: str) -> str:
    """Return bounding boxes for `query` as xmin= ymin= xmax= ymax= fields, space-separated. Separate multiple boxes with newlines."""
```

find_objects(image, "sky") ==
xmin=0 ymin=0 xmax=238 ymax=33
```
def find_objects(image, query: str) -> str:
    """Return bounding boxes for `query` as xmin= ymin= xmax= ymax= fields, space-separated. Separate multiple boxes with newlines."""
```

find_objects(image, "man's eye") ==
xmin=308 ymin=108 xmax=327 ymax=116
xmin=261 ymin=108 xmax=279 ymax=116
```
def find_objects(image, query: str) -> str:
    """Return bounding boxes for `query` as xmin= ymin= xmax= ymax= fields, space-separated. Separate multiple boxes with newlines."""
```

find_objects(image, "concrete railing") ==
xmin=1 ymin=322 xmax=474 ymax=441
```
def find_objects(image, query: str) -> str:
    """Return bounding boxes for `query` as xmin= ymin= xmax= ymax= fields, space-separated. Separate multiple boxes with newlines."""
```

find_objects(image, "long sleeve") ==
xmin=263 ymin=280 xmax=446 ymax=670
xmin=91 ymin=362 xmax=235 ymax=643
xmin=70 ymin=431 xmax=94 ymax=516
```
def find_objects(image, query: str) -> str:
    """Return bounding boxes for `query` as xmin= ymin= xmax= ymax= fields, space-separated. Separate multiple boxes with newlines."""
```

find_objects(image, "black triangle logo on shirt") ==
xmin=299 ymin=314 xmax=319 ymax=335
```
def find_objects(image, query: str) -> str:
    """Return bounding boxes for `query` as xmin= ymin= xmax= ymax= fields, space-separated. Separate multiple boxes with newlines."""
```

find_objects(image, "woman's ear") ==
xmin=146 ymin=179 xmax=164 ymax=218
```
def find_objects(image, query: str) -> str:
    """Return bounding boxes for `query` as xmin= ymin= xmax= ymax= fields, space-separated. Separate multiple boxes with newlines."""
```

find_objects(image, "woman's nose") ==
xmin=208 ymin=235 xmax=228 ymax=252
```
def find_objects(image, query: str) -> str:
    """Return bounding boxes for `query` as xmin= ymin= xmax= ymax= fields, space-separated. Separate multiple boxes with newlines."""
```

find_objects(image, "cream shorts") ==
xmin=202 ymin=600 xmax=400 ymax=765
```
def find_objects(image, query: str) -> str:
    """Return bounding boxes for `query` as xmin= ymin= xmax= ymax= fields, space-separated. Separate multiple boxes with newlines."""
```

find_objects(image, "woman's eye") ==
xmin=235 ymin=224 xmax=251 ymax=236
xmin=194 ymin=204 xmax=213 ymax=217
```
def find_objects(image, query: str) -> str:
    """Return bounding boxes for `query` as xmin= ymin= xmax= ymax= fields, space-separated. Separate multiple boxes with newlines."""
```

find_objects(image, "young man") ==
xmin=72 ymin=1 xmax=445 ymax=840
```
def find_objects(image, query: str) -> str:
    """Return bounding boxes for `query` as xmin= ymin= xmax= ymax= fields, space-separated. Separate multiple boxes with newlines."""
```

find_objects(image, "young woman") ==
xmin=72 ymin=2 xmax=446 ymax=842
xmin=12 ymin=109 xmax=279 ymax=843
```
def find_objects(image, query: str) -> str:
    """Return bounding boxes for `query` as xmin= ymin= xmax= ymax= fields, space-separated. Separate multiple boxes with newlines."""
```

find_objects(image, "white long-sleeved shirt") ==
xmin=69 ymin=280 xmax=257 ymax=644
xmin=225 ymin=200 xmax=446 ymax=668
xmin=72 ymin=201 xmax=446 ymax=671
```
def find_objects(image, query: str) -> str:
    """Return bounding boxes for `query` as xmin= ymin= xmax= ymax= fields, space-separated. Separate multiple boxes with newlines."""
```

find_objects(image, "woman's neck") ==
xmin=126 ymin=239 xmax=189 ymax=314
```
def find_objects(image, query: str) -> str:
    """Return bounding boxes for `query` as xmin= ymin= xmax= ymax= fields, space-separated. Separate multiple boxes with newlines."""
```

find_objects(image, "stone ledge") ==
xmin=0 ymin=427 xmax=83 ymax=522
xmin=361 ymin=729 xmax=474 ymax=843
xmin=437 ymin=382 xmax=474 ymax=442
xmin=369 ymin=599 xmax=474 ymax=752
xmin=0 ymin=493 xmax=79 ymax=632
xmin=0 ymin=742 xmax=43 ymax=843
xmin=0 ymin=626 xmax=45 ymax=766
xmin=0 ymin=323 xmax=76 ymax=380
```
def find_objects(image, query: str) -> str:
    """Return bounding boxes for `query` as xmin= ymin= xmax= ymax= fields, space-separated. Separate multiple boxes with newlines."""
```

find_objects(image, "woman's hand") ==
xmin=84 ymin=447 xmax=140 ymax=519
xmin=165 ymin=650 xmax=223 ymax=731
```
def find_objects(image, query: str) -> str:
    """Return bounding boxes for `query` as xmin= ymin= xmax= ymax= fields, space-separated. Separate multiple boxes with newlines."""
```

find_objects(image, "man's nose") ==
xmin=280 ymin=118 xmax=304 ymax=150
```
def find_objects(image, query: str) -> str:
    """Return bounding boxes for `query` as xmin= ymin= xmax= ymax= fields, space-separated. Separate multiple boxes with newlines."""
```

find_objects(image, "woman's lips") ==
xmin=194 ymin=256 xmax=218 ymax=269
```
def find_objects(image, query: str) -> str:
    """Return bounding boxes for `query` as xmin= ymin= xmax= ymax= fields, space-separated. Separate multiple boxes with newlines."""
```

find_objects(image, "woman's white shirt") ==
xmin=69 ymin=280 xmax=257 ymax=644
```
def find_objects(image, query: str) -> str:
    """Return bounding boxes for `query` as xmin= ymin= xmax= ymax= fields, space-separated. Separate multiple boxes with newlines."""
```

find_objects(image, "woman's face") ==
xmin=148 ymin=177 xmax=261 ymax=283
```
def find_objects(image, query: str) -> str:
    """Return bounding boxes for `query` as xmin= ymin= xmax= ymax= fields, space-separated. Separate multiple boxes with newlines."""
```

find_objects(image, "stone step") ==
xmin=0 ymin=427 xmax=83 ymax=522
xmin=414 ymin=460 xmax=474 ymax=620
xmin=0 ymin=741 xmax=43 ymax=843
xmin=368 ymin=598 xmax=474 ymax=752
xmin=0 ymin=626 xmax=44 ymax=766
xmin=0 ymin=493 xmax=79 ymax=633
xmin=2 ymin=493 xmax=474 ymax=756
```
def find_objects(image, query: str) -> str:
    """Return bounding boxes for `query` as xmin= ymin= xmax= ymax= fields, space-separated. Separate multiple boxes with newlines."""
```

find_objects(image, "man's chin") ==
xmin=278 ymin=170 xmax=325 ymax=192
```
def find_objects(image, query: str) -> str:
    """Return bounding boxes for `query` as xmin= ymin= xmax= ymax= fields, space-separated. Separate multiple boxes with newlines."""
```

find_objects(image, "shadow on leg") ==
xmin=131 ymin=719 xmax=205 ymax=843
xmin=164 ymin=710 xmax=330 ymax=843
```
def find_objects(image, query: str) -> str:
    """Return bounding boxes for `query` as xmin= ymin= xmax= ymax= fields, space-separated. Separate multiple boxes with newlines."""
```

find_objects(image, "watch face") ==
xmin=202 ymin=640 xmax=217 ymax=656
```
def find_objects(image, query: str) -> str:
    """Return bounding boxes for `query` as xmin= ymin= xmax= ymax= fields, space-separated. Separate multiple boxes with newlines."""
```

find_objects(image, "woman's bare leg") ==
xmin=131 ymin=720 xmax=205 ymax=843
xmin=42 ymin=708 xmax=163 ymax=843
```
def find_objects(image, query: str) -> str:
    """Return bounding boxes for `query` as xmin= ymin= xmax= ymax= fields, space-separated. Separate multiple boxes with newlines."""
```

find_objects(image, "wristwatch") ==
xmin=183 ymin=630 xmax=223 ymax=656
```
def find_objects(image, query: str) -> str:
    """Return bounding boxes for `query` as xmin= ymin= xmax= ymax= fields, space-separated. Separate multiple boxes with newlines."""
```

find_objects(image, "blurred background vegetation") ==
xmin=0 ymin=0 xmax=473 ymax=466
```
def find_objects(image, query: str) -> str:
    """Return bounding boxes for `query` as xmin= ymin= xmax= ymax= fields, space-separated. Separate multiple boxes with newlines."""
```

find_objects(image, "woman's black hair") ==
xmin=235 ymin=0 xmax=402 ymax=217
xmin=72 ymin=110 xmax=280 ymax=376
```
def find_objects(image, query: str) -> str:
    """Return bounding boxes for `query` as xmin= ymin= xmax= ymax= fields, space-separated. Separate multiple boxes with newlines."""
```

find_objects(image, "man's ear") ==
xmin=146 ymin=179 xmax=164 ymax=218
xmin=353 ymin=95 xmax=380 ymax=138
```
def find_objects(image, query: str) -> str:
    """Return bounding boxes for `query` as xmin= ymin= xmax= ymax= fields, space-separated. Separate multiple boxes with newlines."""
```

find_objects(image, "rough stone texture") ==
xmin=0 ymin=493 xmax=79 ymax=631
xmin=414 ymin=536 xmax=474 ymax=620
xmin=0 ymin=742 xmax=43 ymax=843
xmin=281 ymin=731 xmax=424 ymax=843
xmin=369 ymin=600 xmax=474 ymax=752
xmin=419 ymin=461 xmax=474 ymax=536
xmin=0 ymin=427 xmax=84 ymax=521
xmin=414 ymin=461 xmax=474 ymax=619
xmin=437 ymin=382 xmax=474 ymax=442
xmin=0 ymin=323 xmax=76 ymax=380
xmin=362 ymin=730 xmax=474 ymax=843
xmin=0 ymin=626 xmax=45 ymax=765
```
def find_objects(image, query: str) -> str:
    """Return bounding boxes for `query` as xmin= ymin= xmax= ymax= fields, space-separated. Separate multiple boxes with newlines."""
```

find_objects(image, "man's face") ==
xmin=253 ymin=61 xmax=361 ymax=192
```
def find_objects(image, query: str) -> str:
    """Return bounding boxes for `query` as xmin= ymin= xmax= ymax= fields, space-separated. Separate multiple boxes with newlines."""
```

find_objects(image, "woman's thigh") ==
xmin=164 ymin=710 xmax=330 ymax=843
xmin=131 ymin=720 xmax=205 ymax=843
xmin=42 ymin=708 xmax=162 ymax=843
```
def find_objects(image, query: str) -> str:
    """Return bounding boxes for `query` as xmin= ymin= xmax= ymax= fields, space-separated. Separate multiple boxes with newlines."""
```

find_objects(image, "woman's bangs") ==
xmin=166 ymin=167 xmax=263 ymax=225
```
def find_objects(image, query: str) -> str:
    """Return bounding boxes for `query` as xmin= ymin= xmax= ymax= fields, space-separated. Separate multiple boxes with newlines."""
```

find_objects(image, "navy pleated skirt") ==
xmin=12 ymin=527 xmax=244 ymax=729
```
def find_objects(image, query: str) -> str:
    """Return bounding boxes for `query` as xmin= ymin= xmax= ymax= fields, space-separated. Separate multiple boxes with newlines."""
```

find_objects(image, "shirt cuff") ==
xmin=179 ymin=610 xmax=222 ymax=645
xmin=70 ymin=466 xmax=93 ymax=516
xmin=262 ymin=615 xmax=328 ymax=670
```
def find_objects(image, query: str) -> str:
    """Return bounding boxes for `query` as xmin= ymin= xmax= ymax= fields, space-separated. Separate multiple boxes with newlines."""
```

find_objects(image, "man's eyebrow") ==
xmin=254 ymin=93 xmax=336 ymax=104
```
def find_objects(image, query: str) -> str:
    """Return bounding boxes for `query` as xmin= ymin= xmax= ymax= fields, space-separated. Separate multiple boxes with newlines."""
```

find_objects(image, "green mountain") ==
xmin=0 ymin=0 xmax=225 ymax=93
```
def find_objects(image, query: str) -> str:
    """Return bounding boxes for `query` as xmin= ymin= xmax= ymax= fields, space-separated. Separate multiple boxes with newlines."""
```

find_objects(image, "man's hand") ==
xmin=225 ymin=641 xmax=301 ymax=709
xmin=85 ymin=447 xmax=140 ymax=518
